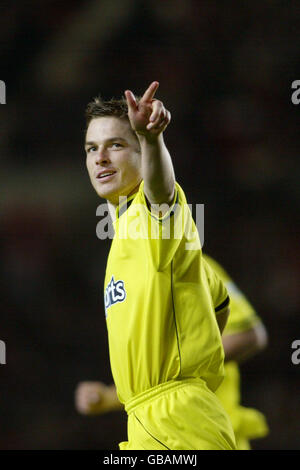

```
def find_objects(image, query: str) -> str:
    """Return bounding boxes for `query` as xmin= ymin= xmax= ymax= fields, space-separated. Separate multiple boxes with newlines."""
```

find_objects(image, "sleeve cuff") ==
xmin=142 ymin=184 xmax=179 ymax=222
xmin=215 ymin=295 xmax=230 ymax=313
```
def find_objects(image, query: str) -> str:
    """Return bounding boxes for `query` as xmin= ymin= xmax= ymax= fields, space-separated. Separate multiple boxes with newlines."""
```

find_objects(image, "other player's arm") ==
xmin=125 ymin=81 xmax=175 ymax=208
xmin=75 ymin=381 xmax=122 ymax=415
xmin=222 ymin=322 xmax=268 ymax=363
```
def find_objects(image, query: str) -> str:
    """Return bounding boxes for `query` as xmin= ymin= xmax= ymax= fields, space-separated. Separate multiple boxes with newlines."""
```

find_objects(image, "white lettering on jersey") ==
xmin=104 ymin=276 xmax=126 ymax=317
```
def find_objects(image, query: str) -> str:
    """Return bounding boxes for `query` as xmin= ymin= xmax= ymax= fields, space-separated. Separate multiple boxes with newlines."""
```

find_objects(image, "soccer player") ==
xmin=75 ymin=254 xmax=269 ymax=450
xmin=75 ymin=82 xmax=236 ymax=450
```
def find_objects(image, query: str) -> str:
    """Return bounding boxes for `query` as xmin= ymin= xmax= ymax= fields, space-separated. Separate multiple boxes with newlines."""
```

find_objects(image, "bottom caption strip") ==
xmin=103 ymin=453 xmax=197 ymax=466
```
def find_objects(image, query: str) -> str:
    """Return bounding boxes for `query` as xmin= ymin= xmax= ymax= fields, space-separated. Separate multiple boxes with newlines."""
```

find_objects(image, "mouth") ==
xmin=96 ymin=170 xmax=117 ymax=182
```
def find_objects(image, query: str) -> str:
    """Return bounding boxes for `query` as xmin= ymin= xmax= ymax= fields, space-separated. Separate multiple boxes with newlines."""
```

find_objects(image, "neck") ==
xmin=106 ymin=182 xmax=141 ymax=221
xmin=107 ymin=201 xmax=117 ymax=222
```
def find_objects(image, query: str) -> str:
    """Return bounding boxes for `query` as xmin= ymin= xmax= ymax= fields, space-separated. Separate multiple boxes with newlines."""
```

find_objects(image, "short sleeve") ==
xmin=202 ymin=256 xmax=230 ymax=314
xmin=125 ymin=181 xmax=200 ymax=271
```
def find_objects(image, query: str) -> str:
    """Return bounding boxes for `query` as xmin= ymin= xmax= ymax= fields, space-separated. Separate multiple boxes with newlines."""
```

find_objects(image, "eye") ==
xmin=86 ymin=146 xmax=96 ymax=153
xmin=111 ymin=142 xmax=123 ymax=149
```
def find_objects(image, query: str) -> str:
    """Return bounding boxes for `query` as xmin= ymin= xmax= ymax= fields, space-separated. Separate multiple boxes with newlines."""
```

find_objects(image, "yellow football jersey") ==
xmin=203 ymin=254 xmax=269 ymax=449
xmin=104 ymin=182 xmax=230 ymax=406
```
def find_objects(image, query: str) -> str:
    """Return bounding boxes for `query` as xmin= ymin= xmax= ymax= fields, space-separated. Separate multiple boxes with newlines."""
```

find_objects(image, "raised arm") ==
xmin=125 ymin=81 xmax=175 ymax=206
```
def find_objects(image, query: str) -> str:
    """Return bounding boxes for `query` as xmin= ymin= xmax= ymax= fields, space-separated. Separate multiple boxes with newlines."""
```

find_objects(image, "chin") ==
xmin=97 ymin=191 xmax=116 ymax=202
xmin=92 ymin=181 xmax=114 ymax=199
xmin=97 ymin=188 xmax=120 ymax=204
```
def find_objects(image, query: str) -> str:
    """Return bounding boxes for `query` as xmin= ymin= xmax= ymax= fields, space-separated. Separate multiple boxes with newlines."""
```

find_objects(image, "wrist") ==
xmin=135 ymin=131 xmax=164 ymax=146
xmin=107 ymin=384 xmax=121 ymax=408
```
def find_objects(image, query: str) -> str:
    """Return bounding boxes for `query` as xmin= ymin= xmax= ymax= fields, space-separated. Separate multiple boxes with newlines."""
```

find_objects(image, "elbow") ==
xmin=253 ymin=323 xmax=268 ymax=352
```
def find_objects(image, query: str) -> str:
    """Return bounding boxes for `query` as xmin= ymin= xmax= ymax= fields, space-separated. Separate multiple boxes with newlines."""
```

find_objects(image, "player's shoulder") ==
xmin=131 ymin=180 xmax=188 ymax=222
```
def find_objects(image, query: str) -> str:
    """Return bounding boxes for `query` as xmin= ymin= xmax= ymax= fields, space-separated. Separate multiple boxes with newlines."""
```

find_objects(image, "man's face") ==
xmin=85 ymin=117 xmax=142 ymax=205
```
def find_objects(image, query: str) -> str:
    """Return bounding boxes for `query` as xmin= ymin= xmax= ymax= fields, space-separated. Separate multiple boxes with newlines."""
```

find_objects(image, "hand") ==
xmin=75 ymin=381 xmax=120 ymax=415
xmin=125 ymin=81 xmax=171 ymax=137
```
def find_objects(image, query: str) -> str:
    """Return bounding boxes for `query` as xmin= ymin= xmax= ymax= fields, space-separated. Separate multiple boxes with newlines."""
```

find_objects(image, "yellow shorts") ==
xmin=119 ymin=378 xmax=236 ymax=450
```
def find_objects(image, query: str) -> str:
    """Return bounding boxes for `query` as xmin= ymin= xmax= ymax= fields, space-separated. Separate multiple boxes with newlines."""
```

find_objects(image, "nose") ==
xmin=95 ymin=147 xmax=110 ymax=165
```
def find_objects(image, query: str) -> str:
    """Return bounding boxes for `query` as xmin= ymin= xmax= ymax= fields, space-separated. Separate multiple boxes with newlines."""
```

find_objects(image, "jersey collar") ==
xmin=115 ymin=192 xmax=136 ymax=220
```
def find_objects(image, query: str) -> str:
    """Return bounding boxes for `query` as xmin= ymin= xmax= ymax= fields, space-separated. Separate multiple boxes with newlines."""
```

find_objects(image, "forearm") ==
xmin=125 ymin=81 xmax=175 ymax=206
xmin=222 ymin=324 xmax=268 ymax=363
xmin=137 ymin=133 xmax=175 ymax=205
xmin=223 ymin=333 xmax=257 ymax=363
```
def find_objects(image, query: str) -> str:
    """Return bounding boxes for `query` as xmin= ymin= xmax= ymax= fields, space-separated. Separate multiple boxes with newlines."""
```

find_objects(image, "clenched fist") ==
xmin=75 ymin=381 xmax=122 ymax=415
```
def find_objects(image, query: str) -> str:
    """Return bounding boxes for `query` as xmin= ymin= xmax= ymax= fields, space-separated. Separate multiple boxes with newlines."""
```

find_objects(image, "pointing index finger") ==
xmin=141 ymin=81 xmax=159 ymax=103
